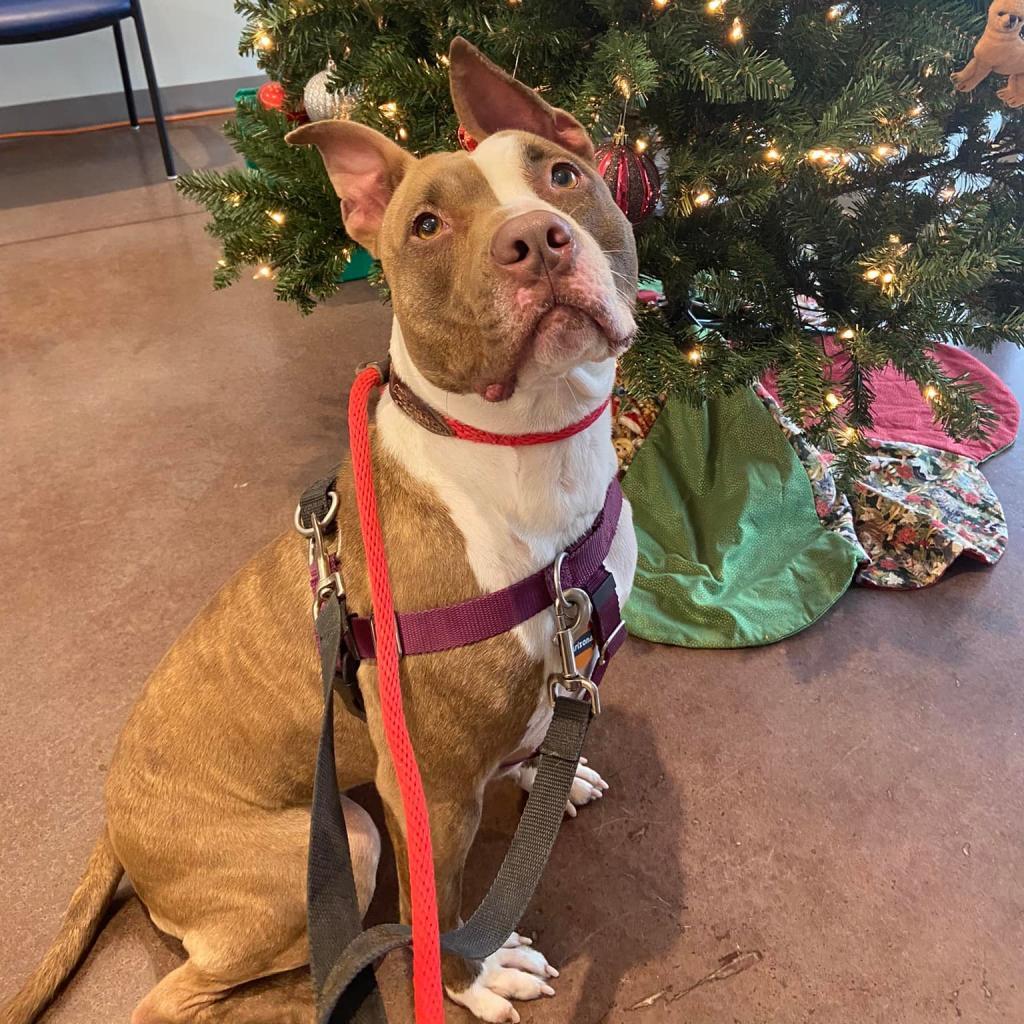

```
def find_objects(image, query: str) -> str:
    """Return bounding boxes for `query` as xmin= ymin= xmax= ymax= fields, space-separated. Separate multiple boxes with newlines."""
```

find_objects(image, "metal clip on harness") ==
xmin=295 ymin=490 xmax=344 ymax=620
xmin=548 ymin=551 xmax=602 ymax=715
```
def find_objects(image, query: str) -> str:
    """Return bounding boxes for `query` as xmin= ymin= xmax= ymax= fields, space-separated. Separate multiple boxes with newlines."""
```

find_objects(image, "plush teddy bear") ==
xmin=952 ymin=1 xmax=1024 ymax=107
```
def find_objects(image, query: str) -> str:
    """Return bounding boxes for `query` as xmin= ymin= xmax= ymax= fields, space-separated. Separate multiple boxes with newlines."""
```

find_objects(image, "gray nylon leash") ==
xmin=308 ymin=591 xmax=592 ymax=1024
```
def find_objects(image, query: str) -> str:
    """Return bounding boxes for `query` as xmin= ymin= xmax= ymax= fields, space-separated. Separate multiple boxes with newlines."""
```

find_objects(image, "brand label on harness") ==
xmin=573 ymin=629 xmax=595 ymax=672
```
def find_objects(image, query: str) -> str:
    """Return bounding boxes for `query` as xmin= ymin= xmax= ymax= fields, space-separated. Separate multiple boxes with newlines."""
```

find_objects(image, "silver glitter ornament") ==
xmin=303 ymin=60 xmax=359 ymax=121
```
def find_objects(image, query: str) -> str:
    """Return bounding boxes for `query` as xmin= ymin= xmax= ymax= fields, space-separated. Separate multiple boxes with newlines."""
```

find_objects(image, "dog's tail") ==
xmin=1 ymin=830 xmax=123 ymax=1024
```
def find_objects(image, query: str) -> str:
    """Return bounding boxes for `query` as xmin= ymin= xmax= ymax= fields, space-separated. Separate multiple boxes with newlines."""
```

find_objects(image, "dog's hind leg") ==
xmin=131 ymin=962 xmax=314 ymax=1024
xmin=130 ymin=798 xmax=379 ymax=1024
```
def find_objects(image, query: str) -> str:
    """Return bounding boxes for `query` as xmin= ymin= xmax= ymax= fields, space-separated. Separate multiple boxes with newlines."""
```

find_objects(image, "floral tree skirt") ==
xmin=850 ymin=440 xmax=1007 ymax=589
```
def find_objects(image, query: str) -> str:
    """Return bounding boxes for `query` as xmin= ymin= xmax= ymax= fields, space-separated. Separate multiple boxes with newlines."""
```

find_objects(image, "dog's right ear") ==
xmin=286 ymin=120 xmax=412 ymax=256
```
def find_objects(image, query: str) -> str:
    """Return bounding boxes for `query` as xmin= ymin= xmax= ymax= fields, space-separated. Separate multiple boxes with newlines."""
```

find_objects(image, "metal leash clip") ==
xmin=548 ymin=552 xmax=601 ymax=715
xmin=295 ymin=491 xmax=344 ymax=620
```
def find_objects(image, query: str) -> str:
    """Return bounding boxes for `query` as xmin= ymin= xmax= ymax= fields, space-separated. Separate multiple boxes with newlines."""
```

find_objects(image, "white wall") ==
xmin=0 ymin=0 xmax=258 ymax=108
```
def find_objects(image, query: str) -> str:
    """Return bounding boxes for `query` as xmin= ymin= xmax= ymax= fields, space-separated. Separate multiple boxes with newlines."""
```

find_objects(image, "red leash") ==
xmin=348 ymin=365 xmax=446 ymax=1024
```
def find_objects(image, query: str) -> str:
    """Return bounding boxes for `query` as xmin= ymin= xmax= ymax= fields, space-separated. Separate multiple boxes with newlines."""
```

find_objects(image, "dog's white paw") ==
xmin=446 ymin=933 xmax=557 ymax=1023
xmin=512 ymin=757 xmax=608 ymax=818
xmin=565 ymin=757 xmax=608 ymax=818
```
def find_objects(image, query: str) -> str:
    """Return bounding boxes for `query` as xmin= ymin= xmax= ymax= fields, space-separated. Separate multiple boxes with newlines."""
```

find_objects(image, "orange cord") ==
xmin=0 ymin=106 xmax=235 ymax=141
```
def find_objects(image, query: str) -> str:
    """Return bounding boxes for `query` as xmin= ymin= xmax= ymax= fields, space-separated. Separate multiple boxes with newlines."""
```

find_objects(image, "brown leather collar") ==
xmin=388 ymin=373 xmax=455 ymax=438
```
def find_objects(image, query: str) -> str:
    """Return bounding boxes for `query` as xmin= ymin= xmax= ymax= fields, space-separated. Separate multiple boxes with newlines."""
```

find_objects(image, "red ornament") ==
xmin=457 ymin=123 xmax=479 ymax=152
xmin=257 ymin=80 xmax=287 ymax=111
xmin=595 ymin=130 xmax=660 ymax=225
xmin=257 ymin=80 xmax=307 ymax=123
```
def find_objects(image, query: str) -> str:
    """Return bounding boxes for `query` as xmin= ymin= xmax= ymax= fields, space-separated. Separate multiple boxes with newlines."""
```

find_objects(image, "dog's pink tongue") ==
xmin=483 ymin=382 xmax=510 ymax=402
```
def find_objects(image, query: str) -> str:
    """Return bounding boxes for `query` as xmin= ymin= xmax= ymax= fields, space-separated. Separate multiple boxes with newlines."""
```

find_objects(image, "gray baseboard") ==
xmin=0 ymin=75 xmax=264 ymax=135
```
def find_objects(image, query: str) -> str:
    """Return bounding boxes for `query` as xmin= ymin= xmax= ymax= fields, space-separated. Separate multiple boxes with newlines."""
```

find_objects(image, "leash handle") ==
xmin=348 ymin=365 xmax=446 ymax=1024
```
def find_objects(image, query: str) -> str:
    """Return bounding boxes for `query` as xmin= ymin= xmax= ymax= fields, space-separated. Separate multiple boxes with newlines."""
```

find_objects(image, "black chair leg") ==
xmin=112 ymin=22 xmax=139 ymax=130
xmin=130 ymin=1 xmax=175 ymax=179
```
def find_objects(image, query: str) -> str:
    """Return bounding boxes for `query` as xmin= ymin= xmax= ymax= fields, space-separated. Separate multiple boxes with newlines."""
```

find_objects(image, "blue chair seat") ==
xmin=0 ymin=0 xmax=133 ymax=42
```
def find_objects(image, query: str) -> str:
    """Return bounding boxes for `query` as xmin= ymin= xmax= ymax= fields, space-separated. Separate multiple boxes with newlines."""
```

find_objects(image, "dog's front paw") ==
xmin=565 ymin=757 xmax=608 ymax=818
xmin=446 ymin=933 xmax=557 ymax=1023
xmin=512 ymin=757 xmax=608 ymax=819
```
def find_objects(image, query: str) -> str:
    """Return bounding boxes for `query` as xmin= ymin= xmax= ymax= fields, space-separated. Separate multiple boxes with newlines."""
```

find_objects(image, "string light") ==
xmin=706 ymin=0 xmax=724 ymax=12
xmin=254 ymin=32 xmax=274 ymax=50
xmin=908 ymin=104 xmax=924 ymax=117
xmin=881 ymin=272 xmax=894 ymax=285
xmin=864 ymin=269 xmax=881 ymax=281
xmin=888 ymin=233 xmax=901 ymax=243
xmin=614 ymin=75 xmax=632 ymax=99
xmin=839 ymin=328 xmax=855 ymax=340
xmin=635 ymin=138 xmax=649 ymax=153
xmin=228 ymin=193 xmax=242 ymax=207
xmin=378 ymin=101 xmax=399 ymax=119
xmin=653 ymin=0 xmax=670 ymax=8
xmin=825 ymin=392 xmax=842 ymax=410
xmin=764 ymin=147 xmax=781 ymax=162
xmin=840 ymin=426 xmax=860 ymax=444
xmin=827 ymin=5 xmax=843 ymax=19
xmin=398 ymin=126 xmax=409 ymax=141
xmin=874 ymin=144 xmax=896 ymax=159
xmin=267 ymin=210 xmax=286 ymax=226
xmin=923 ymin=385 xmax=939 ymax=401
xmin=217 ymin=259 xmax=228 ymax=268
xmin=687 ymin=347 xmax=704 ymax=363
xmin=939 ymin=186 xmax=956 ymax=200
xmin=729 ymin=17 xmax=744 ymax=42
xmin=253 ymin=264 xmax=274 ymax=280
xmin=694 ymin=189 xmax=713 ymax=206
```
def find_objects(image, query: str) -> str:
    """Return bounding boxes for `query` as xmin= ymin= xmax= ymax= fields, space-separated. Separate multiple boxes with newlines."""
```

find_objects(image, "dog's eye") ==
xmin=551 ymin=163 xmax=580 ymax=189
xmin=412 ymin=213 xmax=442 ymax=239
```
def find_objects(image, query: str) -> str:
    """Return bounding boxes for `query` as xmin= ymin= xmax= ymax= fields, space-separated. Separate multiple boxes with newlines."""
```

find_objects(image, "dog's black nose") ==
xmin=491 ymin=211 xmax=576 ymax=281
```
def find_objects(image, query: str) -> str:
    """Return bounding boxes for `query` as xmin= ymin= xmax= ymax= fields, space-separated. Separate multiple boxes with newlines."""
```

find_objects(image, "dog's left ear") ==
xmin=449 ymin=36 xmax=595 ymax=164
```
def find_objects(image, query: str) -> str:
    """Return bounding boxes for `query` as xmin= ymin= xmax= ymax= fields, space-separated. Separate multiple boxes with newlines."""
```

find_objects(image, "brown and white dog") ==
xmin=952 ymin=0 xmax=1024 ymax=106
xmin=1 ymin=38 xmax=638 ymax=1024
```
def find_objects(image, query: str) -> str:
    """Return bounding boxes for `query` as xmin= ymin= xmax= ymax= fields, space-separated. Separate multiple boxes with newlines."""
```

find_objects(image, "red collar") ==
xmin=389 ymin=372 xmax=610 ymax=447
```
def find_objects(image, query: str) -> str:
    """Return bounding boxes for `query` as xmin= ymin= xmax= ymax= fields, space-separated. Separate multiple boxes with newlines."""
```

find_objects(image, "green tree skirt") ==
xmin=622 ymin=387 xmax=860 ymax=649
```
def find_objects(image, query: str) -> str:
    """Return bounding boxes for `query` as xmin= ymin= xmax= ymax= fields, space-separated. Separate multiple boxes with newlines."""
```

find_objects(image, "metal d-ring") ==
xmin=294 ymin=490 xmax=339 ymax=537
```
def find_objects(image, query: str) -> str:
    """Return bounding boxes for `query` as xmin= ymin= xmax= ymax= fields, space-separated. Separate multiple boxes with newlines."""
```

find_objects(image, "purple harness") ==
xmin=313 ymin=478 xmax=626 ymax=712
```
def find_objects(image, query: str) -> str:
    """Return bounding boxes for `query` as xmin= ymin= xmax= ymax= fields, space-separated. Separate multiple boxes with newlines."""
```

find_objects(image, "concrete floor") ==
xmin=2 ymin=119 xmax=1023 ymax=1024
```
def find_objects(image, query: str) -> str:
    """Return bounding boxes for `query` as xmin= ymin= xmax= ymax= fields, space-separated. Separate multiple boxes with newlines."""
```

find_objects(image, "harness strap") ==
xmin=298 ymin=473 xmax=341 ymax=534
xmin=347 ymin=480 xmax=623 ymax=660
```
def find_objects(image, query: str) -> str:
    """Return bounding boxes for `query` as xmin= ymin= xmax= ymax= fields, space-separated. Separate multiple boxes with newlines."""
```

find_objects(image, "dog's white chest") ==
xmin=377 ymin=391 xmax=637 ymax=771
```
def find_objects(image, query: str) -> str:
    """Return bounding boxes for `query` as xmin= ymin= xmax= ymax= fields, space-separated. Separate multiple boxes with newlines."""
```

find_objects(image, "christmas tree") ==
xmin=177 ymin=1 xmax=1024 ymax=470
